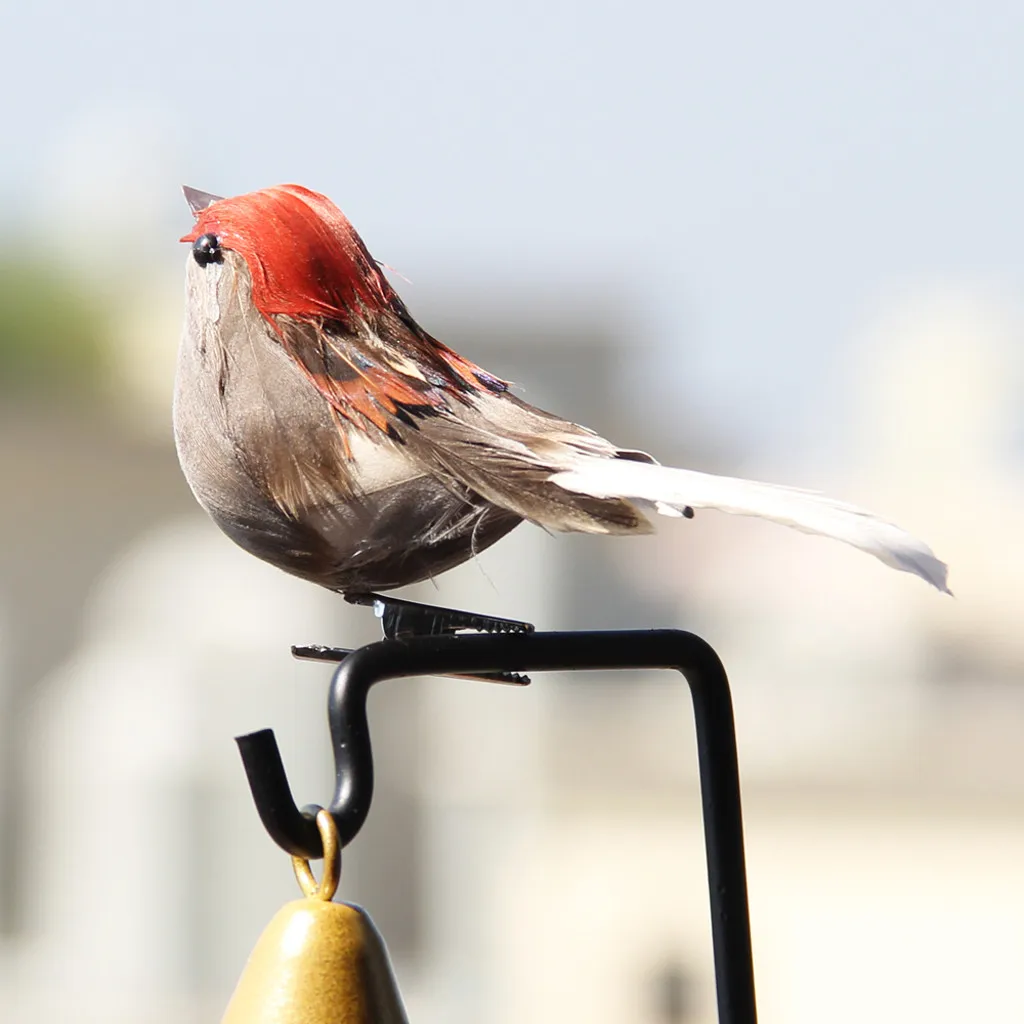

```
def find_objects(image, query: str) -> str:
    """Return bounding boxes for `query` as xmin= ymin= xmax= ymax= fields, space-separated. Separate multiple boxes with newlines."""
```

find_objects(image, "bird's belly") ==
xmin=177 ymin=384 xmax=520 ymax=591
xmin=204 ymin=467 xmax=520 ymax=593
xmin=308 ymin=474 xmax=522 ymax=592
xmin=287 ymin=431 xmax=521 ymax=591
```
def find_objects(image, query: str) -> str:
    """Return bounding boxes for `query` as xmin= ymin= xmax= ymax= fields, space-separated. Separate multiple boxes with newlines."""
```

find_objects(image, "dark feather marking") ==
xmin=614 ymin=448 xmax=658 ymax=464
xmin=391 ymin=406 xmax=421 ymax=429
xmin=475 ymin=371 xmax=508 ymax=393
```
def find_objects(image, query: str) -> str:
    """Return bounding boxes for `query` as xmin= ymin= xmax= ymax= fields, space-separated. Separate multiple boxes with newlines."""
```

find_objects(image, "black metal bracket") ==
xmin=235 ymin=629 xmax=757 ymax=1024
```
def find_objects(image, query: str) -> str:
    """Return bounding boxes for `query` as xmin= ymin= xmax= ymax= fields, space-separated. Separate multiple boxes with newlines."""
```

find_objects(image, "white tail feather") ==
xmin=550 ymin=458 xmax=950 ymax=593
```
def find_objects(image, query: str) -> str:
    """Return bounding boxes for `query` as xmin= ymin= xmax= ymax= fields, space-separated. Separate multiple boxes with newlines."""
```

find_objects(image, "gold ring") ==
xmin=291 ymin=809 xmax=341 ymax=901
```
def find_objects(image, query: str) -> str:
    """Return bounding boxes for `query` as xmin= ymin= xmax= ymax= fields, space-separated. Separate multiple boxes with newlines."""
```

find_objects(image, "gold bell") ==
xmin=222 ymin=810 xmax=408 ymax=1024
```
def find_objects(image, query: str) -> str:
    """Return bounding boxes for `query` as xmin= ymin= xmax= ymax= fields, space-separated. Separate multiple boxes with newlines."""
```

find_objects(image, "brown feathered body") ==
xmin=174 ymin=189 xmax=653 ymax=593
xmin=173 ymin=186 xmax=949 ymax=595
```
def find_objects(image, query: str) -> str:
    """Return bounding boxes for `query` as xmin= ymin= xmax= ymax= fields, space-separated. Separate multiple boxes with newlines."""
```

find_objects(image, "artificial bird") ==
xmin=173 ymin=184 xmax=948 ymax=635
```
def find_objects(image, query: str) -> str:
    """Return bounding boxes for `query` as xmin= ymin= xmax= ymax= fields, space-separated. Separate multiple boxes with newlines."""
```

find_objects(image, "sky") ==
xmin=3 ymin=0 xmax=1023 ymax=456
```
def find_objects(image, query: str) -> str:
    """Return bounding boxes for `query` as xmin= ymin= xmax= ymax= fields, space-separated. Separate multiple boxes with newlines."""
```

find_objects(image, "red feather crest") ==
xmin=180 ymin=184 xmax=395 ymax=322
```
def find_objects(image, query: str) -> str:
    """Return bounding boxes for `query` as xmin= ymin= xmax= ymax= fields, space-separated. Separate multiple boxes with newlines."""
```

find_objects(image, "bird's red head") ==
xmin=180 ymin=184 xmax=396 ymax=324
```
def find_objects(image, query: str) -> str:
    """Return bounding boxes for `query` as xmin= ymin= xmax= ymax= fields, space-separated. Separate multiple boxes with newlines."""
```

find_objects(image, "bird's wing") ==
xmin=267 ymin=316 xmax=651 ymax=530
xmin=273 ymin=315 xmax=483 ymax=438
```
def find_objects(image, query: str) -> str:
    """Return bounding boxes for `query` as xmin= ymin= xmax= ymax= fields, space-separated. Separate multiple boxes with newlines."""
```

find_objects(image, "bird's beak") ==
xmin=182 ymin=185 xmax=224 ymax=215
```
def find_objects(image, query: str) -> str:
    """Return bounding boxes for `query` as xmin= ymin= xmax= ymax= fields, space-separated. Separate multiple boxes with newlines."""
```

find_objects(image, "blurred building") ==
xmin=1 ymin=272 xmax=1023 ymax=1024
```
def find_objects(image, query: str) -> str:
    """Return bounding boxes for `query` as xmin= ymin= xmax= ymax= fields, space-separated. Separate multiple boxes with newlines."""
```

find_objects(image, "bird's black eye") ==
xmin=192 ymin=233 xmax=222 ymax=267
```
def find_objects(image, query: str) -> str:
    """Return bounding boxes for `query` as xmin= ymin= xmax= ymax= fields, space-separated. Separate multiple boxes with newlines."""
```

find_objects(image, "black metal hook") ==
xmin=235 ymin=628 xmax=757 ymax=1024
xmin=235 ymin=640 xmax=528 ymax=857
